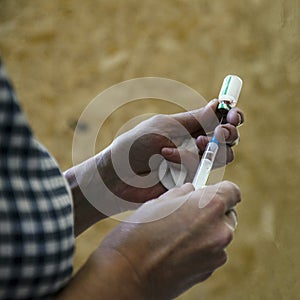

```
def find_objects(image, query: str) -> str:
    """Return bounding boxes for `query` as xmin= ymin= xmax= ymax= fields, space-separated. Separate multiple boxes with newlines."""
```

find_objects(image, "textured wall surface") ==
xmin=1 ymin=0 xmax=300 ymax=299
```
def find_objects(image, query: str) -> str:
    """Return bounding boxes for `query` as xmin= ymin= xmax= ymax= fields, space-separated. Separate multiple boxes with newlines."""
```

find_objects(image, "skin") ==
xmin=57 ymin=182 xmax=241 ymax=300
xmin=59 ymin=100 xmax=244 ymax=299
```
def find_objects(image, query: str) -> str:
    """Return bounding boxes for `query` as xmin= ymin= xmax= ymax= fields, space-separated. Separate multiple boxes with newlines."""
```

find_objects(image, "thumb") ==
xmin=173 ymin=99 xmax=219 ymax=135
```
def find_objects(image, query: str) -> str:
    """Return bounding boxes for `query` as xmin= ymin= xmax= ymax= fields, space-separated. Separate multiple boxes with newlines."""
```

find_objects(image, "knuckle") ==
xmin=220 ymin=181 xmax=241 ymax=199
xmin=220 ymin=180 xmax=234 ymax=189
xmin=159 ymin=186 xmax=181 ymax=198
xmin=221 ymin=227 xmax=234 ymax=246
xmin=211 ymin=196 xmax=226 ymax=213
xmin=151 ymin=114 xmax=167 ymax=124
xmin=214 ymin=227 xmax=233 ymax=250
xmin=217 ymin=250 xmax=228 ymax=266
xmin=171 ymin=186 xmax=182 ymax=193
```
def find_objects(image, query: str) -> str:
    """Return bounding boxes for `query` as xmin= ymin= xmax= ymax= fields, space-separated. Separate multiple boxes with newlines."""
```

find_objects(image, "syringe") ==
xmin=192 ymin=75 xmax=243 ymax=190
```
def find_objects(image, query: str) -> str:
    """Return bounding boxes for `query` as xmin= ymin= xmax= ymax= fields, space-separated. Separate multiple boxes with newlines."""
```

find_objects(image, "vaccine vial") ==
xmin=217 ymin=75 xmax=243 ymax=121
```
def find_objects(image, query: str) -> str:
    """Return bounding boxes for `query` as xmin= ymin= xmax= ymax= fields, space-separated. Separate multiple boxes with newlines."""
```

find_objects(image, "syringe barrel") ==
xmin=192 ymin=137 xmax=219 ymax=189
xmin=201 ymin=139 xmax=218 ymax=162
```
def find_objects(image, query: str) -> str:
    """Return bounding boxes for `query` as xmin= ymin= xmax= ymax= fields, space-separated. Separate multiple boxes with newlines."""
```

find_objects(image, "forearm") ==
xmin=55 ymin=247 xmax=144 ymax=300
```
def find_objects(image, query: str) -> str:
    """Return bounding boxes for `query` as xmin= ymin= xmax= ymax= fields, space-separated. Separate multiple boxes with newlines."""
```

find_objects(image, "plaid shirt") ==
xmin=0 ymin=58 xmax=74 ymax=299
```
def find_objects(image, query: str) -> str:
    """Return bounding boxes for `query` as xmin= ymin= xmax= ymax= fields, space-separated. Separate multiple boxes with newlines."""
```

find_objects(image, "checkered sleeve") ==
xmin=0 ymin=57 xmax=74 ymax=299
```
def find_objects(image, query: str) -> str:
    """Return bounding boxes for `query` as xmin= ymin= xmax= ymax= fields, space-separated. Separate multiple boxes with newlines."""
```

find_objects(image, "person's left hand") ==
xmin=98 ymin=99 xmax=244 ymax=203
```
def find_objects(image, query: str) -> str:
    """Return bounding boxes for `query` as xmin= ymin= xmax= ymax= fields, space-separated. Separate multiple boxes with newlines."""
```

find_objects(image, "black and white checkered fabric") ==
xmin=0 ymin=57 xmax=74 ymax=299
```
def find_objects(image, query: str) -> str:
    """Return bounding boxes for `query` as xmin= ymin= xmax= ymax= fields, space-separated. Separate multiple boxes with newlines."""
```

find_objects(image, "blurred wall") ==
xmin=0 ymin=0 xmax=299 ymax=299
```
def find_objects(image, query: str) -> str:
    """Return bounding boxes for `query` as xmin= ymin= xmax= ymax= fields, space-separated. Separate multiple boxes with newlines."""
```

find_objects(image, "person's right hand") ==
xmin=97 ymin=100 xmax=243 ymax=203
xmin=91 ymin=181 xmax=241 ymax=299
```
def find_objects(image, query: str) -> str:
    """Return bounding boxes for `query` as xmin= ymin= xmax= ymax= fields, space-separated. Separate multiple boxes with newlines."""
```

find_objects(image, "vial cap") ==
xmin=218 ymin=75 xmax=243 ymax=107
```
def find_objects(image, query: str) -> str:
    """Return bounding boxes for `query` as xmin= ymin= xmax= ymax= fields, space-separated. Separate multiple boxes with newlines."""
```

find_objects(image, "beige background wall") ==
xmin=1 ymin=0 xmax=299 ymax=299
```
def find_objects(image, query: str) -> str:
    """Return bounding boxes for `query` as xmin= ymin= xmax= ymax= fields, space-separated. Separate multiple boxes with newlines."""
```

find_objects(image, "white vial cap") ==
xmin=218 ymin=75 xmax=243 ymax=107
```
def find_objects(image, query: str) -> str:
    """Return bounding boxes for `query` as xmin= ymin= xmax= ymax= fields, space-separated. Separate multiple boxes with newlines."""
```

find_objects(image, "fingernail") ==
xmin=221 ymin=126 xmax=230 ymax=139
xmin=237 ymin=114 xmax=242 ymax=126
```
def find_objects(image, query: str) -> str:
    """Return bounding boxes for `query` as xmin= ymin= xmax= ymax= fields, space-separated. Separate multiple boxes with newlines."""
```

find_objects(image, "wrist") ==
xmin=96 ymin=147 xmax=132 ymax=201
xmin=64 ymin=149 xmax=114 ymax=235
xmin=95 ymin=146 xmax=116 ymax=187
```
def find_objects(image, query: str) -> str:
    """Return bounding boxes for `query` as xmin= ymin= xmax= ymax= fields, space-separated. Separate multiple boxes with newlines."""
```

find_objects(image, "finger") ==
xmin=160 ymin=148 xmax=200 ymax=185
xmin=161 ymin=147 xmax=199 ymax=165
xmin=195 ymin=272 xmax=213 ymax=283
xmin=213 ymin=124 xmax=240 ymax=147
xmin=213 ymin=126 xmax=229 ymax=144
xmin=224 ymin=209 xmax=238 ymax=231
xmin=221 ymin=124 xmax=239 ymax=145
xmin=172 ymin=99 xmax=219 ymax=135
xmin=196 ymin=126 xmax=236 ymax=170
xmin=215 ymin=181 xmax=242 ymax=212
xmin=213 ymin=146 xmax=234 ymax=168
xmin=226 ymin=107 xmax=244 ymax=127
xmin=196 ymin=135 xmax=209 ymax=155
xmin=159 ymin=182 xmax=194 ymax=199
xmin=196 ymin=124 xmax=234 ymax=156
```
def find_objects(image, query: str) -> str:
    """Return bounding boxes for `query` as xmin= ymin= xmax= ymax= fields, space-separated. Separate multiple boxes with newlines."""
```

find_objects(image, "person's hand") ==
xmin=99 ymin=100 xmax=244 ymax=202
xmin=65 ymin=100 xmax=244 ymax=235
xmin=68 ymin=181 xmax=240 ymax=300
xmin=57 ymin=181 xmax=241 ymax=299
